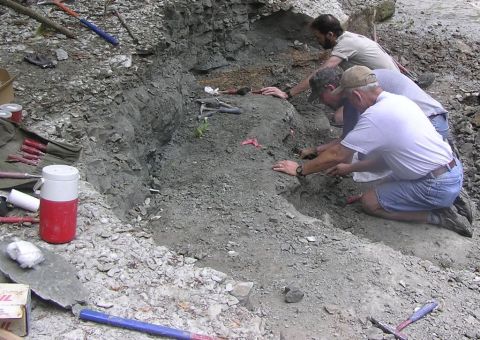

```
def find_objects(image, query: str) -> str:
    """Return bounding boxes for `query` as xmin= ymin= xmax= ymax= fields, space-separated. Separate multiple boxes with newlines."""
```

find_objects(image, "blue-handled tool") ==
xmin=79 ymin=309 xmax=217 ymax=340
xmin=38 ymin=0 xmax=119 ymax=46
xmin=396 ymin=301 xmax=438 ymax=331
xmin=371 ymin=301 xmax=438 ymax=340
xmin=78 ymin=18 xmax=118 ymax=45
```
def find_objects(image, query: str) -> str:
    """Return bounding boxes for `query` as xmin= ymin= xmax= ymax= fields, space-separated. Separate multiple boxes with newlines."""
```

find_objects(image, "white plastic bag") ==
xmin=6 ymin=240 xmax=45 ymax=269
xmin=204 ymin=86 xmax=219 ymax=95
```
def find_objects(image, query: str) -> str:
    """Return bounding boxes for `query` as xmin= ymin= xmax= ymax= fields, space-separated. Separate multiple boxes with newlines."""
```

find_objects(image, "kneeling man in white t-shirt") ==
xmin=272 ymin=66 xmax=472 ymax=237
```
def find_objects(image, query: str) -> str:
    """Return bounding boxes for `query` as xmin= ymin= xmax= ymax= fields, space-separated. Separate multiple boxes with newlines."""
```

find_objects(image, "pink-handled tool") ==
xmin=7 ymin=155 xmax=38 ymax=166
xmin=20 ymin=152 xmax=40 ymax=161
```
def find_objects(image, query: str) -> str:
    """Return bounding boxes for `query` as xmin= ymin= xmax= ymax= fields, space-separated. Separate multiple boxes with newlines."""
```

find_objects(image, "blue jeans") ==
xmin=375 ymin=159 xmax=463 ymax=212
xmin=429 ymin=113 xmax=449 ymax=140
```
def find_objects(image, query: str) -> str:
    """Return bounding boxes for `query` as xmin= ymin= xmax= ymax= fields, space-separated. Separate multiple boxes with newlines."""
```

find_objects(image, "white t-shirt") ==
xmin=341 ymin=92 xmax=453 ymax=180
xmin=332 ymin=32 xmax=400 ymax=72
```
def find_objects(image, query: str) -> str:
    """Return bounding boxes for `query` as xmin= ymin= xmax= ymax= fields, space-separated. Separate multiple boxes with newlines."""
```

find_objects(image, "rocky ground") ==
xmin=0 ymin=0 xmax=480 ymax=339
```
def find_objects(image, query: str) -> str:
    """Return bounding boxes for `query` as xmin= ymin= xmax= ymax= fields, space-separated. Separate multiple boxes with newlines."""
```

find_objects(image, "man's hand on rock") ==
xmin=272 ymin=160 xmax=299 ymax=176
xmin=260 ymin=87 xmax=289 ymax=99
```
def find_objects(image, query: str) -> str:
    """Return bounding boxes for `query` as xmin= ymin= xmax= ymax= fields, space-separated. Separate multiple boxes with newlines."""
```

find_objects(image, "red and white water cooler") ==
xmin=36 ymin=165 xmax=79 ymax=243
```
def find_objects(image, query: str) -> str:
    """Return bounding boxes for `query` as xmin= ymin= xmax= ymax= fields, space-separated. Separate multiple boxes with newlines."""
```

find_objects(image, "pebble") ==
xmin=225 ymin=283 xmax=234 ymax=292
xmin=366 ymin=327 xmax=385 ymax=340
xmin=61 ymin=329 xmax=85 ymax=340
xmin=55 ymin=48 xmax=68 ymax=61
xmin=95 ymin=299 xmax=114 ymax=309
xmin=324 ymin=304 xmax=340 ymax=315
xmin=284 ymin=285 xmax=304 ymax=303
xmin=231 ymin=281 xmax=254 ymax=299
xmin=208 ymin=304 xmax=223 ymax=320
xmin=228 ymin=250 xmax=239 ymax=257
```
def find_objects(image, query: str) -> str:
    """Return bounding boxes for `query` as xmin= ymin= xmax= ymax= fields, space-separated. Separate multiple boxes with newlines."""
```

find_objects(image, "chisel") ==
xmin=0 ymin=171 xmax=42 ymax=179
xmin=0 ymin=171 xmax=41 ymax=179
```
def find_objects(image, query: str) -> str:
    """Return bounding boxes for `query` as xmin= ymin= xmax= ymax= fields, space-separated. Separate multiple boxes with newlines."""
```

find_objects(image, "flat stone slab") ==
xmin=0 ymin=241 xmax=88 ymax=309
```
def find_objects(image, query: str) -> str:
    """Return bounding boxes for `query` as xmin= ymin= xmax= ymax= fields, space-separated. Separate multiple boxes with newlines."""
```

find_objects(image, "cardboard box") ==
xmin=0 ymin=69 xmax=15 ymax=105
xmin=0 ymin=284 xmax=30 ymax=337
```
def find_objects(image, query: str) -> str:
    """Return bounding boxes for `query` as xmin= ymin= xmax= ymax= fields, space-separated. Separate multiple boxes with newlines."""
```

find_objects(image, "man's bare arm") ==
xmin=300 ymin=138 xmax=340 ymax=159
xmin=302 ymin=143 xmax=354 ymax=175
xmin=289 ymin=56 xmax=342 ymax=97
xmin=272 ymin=143 xmax=353 ymax=176
xmin=350 ymin=156 xmax=388 ymax=173
xmin=325 ymin=156 xmax=388 ymax=177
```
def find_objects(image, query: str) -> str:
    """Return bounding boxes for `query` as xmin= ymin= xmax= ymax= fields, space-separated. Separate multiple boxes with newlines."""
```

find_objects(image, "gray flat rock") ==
xmin=0 ymin=241 xmax=88 ymax=309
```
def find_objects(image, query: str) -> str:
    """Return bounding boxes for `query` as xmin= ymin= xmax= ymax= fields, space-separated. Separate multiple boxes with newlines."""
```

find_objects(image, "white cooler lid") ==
xmin=42 ymin=165 xmax=79 ymax=181
xmin=0 ymin=110 xmax=12 ymax=118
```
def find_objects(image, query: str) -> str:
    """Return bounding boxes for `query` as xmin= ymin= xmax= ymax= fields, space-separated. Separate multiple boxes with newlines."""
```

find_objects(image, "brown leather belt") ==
xmin=429 ymin=159 xmax=456 ymax=178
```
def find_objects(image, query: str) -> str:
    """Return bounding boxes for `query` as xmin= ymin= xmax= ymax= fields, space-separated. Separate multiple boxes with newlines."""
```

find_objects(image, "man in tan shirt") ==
xmin=261 ymin=14 xmax=399 ymax=100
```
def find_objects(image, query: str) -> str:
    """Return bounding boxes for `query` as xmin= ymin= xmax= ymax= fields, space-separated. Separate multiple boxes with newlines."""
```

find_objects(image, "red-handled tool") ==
xmin=346 ymin=194 xmax=363 ymax=204
xmin=20 ymin=152 xmax=40 ymax=161
xmin=21 ymin=145 xmax=45 ymax=156
xmin=23 ymin=138 xmax=47 ymax=152
xmin=0 ymin=217 xmax=39 ymax=223
xmin=396 ymin=301 xmax=438 ymax=332
xmin=370 ymin=317 xmax=407 ymax=340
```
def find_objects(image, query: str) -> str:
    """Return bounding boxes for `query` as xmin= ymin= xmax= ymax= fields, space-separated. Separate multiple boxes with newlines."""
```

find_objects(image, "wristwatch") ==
xmin=296 ymin=165 xmax=305 ymax=177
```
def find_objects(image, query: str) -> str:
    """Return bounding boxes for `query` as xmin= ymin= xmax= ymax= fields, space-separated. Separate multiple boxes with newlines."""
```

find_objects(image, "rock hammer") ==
xmin=371 ymin=301 xmax=438 ymax=339
xmin=37 ymin=0 xmax=119 ymax=45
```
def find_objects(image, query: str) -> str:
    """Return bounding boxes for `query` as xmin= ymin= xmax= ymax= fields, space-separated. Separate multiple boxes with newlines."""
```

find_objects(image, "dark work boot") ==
xmin=454 ymin=187 xmax=475 ymax=224
xmin=435 ymin=206 xmax=473 ymax=238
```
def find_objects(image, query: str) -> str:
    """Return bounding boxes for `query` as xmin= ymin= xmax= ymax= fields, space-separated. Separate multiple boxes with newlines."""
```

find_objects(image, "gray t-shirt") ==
xmin=342 ymin=69 xmax=447 ymax=137
xmin=341 ymin=92 xmax=453 ymax=180
xmin=332 ymin=32 xmax=400 ymax=71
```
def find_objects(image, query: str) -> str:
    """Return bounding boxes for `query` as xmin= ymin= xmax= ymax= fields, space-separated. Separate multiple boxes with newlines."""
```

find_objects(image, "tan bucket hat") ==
xmin=0 ymin=68 xmax=15 ymax=105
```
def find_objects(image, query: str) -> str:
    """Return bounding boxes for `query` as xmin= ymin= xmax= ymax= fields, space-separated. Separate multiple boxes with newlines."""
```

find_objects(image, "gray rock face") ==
xmin=0 ymin=241 xmax=88 ymax=309
xmin=77 ymin=0 xmax=396 ymax=218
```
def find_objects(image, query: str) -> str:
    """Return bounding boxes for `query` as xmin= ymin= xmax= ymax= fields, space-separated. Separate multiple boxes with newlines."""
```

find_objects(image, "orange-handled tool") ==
xmin=38 ymin=0 xmax=119 ymax=45
xmin=51 ymin=0 xmax=78 ymax=17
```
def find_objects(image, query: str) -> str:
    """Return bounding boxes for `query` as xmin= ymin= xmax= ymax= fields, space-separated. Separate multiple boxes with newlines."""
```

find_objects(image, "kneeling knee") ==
xmin=361 ymin=191 xmax=380 ymax=215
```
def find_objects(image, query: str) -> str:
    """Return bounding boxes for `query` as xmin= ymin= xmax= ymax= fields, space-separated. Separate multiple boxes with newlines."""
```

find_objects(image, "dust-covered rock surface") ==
xmin=1 ymin=0 xmax=480 ymax=339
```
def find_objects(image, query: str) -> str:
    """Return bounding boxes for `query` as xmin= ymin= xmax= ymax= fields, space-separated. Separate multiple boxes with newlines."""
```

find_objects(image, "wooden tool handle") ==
xmin=54 ymin=0 xmax=79 ymax=17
